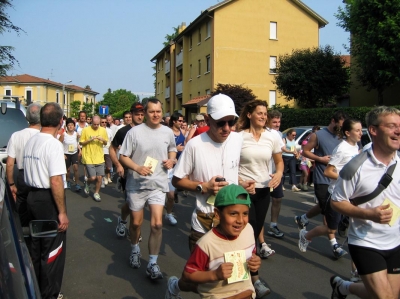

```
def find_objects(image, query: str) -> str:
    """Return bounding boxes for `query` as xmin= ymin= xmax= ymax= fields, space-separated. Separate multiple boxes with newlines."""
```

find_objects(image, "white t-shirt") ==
xmin=238 ymin=129 xmax=282 ymax=188
xmin=24 ymin=133 xmax=67 ymax=189
xmin=75 ymin=122 xmax=88 ymax=137
xmin=331 ymin=148 xmax=400 ymax=250
xmin=327 ymin=140 xmax=359 ymax=194
xmin=109 ymin=124 xmax=119 ymax=140
xmin=7 ymin=128 xmax=40 ymax=169
xmin=103 ymin=127 xmax=113 ymax=155
xmin=119 ymin=123 xmax=177 ymax=192
xmin=63 ymin=131 xmax=78 ymax=154
xmin=173 ymin=132 xmax=242 ymax=234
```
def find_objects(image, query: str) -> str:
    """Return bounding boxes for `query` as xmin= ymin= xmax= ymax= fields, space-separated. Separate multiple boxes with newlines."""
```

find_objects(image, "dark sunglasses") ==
xmin=215 ymin=119 xmax=236 ymax=128
xmin=101 ymin=121 xmax=107 ymax=123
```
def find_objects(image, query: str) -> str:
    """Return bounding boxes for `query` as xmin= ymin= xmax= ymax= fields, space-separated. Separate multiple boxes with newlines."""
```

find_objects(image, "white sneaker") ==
xmin=165 ymin=276 xmax=182 ymax=299
xmin=253 ymin=280 xmax=270 ymax=298
xmin=103 ymin=177 xmax=108 ymax=185
xmin=129 ymin=251 xmax=141 ymax=268
xmin=116 ymin=216 xmax=127 ymax=237
xmin=146 ymin=263 xmax=163 ymax=280
xmin=298 ymin=229 xmax=310 ymax=252
xmin=350 ymin=270 xmax=361 ymax=282
xmin=165 ymin=213 xmax=177 ymax=226
xmin=292 ymin=185 xmax=301 ymax=192
xmin=108 ymin=177 xmax=112 ymax=184
xmin=93 ymin=193 xmax=101 ymax=202
xmin=259 ymin=243 xmax=275 ymax=259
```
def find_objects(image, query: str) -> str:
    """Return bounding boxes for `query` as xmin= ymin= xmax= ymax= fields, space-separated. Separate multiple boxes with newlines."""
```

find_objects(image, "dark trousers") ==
xmin=27 ymin=188 xmax=66 ymax=299
xmin=16 ymin=169 xmax=32 ymax=227
xmin=282 ymin=155 xmax=297 ymax=186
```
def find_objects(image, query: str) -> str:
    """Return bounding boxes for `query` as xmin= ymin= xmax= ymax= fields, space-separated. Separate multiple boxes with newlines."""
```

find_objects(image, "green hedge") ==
xmin=279 ymin=106 xmax=400 ymax=131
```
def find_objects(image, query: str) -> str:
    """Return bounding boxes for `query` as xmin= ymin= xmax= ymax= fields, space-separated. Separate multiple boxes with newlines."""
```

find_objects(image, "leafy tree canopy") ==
xmin=336 ymin=0 xmax=400 ymax=105
xmin=98 ymin=88 xmax=138 ymax=115
xmin=211 ymin=83 xmax=257 ymax=115
xmin=274 ymin=45 xmax=350 ymax=108
xmin=163 ymin=25 xmax=180 ymax=47
xmin=0 ymin=0 xmax=25 ymax=76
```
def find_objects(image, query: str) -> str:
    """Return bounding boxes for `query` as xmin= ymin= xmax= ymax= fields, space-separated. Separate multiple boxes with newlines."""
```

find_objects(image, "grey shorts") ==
xmin=126 ymin=189 xmax=165 ymax=212
xmin=85 ymin=163 xmax=105 ymax=177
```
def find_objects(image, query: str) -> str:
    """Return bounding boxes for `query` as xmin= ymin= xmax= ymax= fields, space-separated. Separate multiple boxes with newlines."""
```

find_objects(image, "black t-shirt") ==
xmin=112 ymin=124 xmax=133 ymax=148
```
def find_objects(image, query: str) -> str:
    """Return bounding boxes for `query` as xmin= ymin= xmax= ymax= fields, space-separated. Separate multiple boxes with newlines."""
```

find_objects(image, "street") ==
xmin=62 ymin=175 xmax=357 ymax=299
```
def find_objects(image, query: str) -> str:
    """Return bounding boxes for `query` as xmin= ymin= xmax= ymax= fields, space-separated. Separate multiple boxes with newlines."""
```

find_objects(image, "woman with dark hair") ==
xmin=237 ymin=99 xmax=284 ymax=297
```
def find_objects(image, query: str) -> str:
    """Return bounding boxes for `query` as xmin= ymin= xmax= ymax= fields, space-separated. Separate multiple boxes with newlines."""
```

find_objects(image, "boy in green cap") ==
xmin=165 ymin=184 xmax=262 ymax=299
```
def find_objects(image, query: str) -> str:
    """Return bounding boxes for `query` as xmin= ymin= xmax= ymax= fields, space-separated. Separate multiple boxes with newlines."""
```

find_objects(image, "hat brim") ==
xmin=210 ymin=111 xmax=238 ymax=120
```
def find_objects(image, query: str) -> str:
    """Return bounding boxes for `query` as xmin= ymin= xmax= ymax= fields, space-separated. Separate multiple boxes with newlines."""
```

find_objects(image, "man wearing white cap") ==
xmin=167 ymin=94 xmax=269 ymax=299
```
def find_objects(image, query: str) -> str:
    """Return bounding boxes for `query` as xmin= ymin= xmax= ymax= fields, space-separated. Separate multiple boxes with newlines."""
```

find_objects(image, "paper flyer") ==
xmin=382 ymin=198 xmax=400 ymax=227
xmin=224 ymin=250 xmax=249 ymax=284
xmin=144 ymin=156 xmax=158 ymax=173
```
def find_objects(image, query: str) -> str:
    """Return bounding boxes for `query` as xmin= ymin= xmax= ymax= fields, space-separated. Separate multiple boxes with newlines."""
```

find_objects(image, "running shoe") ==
xmin=75 ymin=184 xmax=82 ymax=192
xmin=66 ymin=181 xmax=71 ymax=189
xmin=333 ymin=244 xmax=348 ymax=259
xmin=165 ymin=213 xmax=178 ymax=226
xmin=165 ymin=276 xmax=182 ymax=299
xmin=330 ymin=275 xmax=347 ymax=299
xmin=350 ymin=270 xmax=361 ymax=282
xmin=253 ymin=280 xmax=271 ymax=298
xmin=129 ymin=251 xmax=141 ymax=268
xmin=267 ymin=225 xmax=284 ymax=238
xmin=259 ymin=243 xmax=275 ymax=259
xmin=298 ymin=229 xmax=310 ymax=252
xmin=103 ymin=177 xmax=108 ymax=185
xmin=84 ymin=180 xmax=90 ymax=194
xmin=292 ymin=185 xmax=301 ymax=192
xmin=294 ymin=215 xmax=308 ymax=230
xmin=116 ymin=216 xmax=127 ymax=237
xmin=146 ymin=263 xmax=163 ymax=280
xmin=108 ymin=177 xmax=112 ymax=184
xmin=93 ymin=193 xmax=101 ymax=202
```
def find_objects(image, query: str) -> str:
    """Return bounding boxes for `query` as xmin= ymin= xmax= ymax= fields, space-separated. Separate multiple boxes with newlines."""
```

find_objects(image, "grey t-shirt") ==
xmin=119 ymin=123 xmax=177 ymax=192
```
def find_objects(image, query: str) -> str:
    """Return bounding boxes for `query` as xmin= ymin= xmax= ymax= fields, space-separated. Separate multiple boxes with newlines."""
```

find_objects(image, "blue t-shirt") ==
xmin=174 ymin=130 xmax=185 ymax=160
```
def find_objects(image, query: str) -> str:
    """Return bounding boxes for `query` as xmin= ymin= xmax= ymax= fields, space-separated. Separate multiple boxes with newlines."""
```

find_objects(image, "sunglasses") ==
xmin=176 ymin=120 xmax=183 ymax=122
xmin=101 ymin=121 xmax=107 ymax=123
xmin=215 ymin=119 xmax=236 ymax=128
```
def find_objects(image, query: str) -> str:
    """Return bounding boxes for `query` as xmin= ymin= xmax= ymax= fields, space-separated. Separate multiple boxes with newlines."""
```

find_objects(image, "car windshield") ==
xmin=0 ymin=109 xmax=28 ymax=148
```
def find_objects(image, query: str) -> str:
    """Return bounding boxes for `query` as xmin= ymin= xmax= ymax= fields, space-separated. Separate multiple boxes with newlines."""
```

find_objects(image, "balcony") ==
xmin=176 ymin=52 xmax=183 ymax=68
xmin=176 ymin=81 xmax=182 ymax=95
xmin=165 ymin=60 xmax=170 ymax=74
xmin=165 ymin=86 xmax=170 ymax=99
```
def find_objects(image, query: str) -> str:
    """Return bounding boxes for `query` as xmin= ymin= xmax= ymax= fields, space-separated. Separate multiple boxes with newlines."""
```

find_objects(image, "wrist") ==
xmin=9 ymin=182 xmax=15 ymax=186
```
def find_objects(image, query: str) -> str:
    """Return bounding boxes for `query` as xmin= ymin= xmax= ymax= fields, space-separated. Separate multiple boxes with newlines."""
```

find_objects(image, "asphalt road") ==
xmin=62 ymin=175 xmax=358 ymax=299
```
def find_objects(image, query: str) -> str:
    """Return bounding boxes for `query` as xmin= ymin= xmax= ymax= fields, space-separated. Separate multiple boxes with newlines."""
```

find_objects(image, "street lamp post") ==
xmin=63 ymin=80 xmax=72 ymax=116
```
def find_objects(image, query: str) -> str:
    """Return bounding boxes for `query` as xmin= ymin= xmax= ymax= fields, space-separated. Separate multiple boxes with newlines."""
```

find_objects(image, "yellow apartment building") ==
xmin=151 ymin=0 xmax=327 ymax=119
xmin=0 ymin=74 xmax=98 ymax=116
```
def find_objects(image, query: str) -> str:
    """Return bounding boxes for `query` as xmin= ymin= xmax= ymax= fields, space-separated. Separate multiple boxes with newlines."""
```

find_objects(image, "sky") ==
xmin=3 ymin=0 xmax=349 ymax=101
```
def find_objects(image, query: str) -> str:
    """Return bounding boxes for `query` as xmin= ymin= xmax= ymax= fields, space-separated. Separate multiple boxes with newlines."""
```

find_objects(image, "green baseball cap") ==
xmin=214 ymin=184 xmax=251 ymax=208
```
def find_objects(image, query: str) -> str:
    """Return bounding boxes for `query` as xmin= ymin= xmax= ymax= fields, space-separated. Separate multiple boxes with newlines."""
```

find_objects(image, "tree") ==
xmin=70 ymin=100 xmax=81 ymax=118
xmin=163 ymin=25 xmax=180 ymax=47
xmin=336 ymin=0 xmax=400 ymax=105
xmin=274 ymin=46 xmax=350 ymax=108
xmin=98 ymin=88 xmax=138 ymax=115
xmin=0 ymin=0 xmax=24 ymax=76
xmin=83 ymin=102 xmax=94 ymax=116
xmin=211 ymin=83 xmax=257 ymax=115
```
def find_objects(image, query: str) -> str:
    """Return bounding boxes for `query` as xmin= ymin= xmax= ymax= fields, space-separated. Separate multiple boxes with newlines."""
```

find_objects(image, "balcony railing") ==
xmin=165 ymin=86 xmax=170 ymax=99
xmin=176 ymin=52 xmax=183 ymax=68
xmin=165 ymin=60 xmax=170 ymax=74
xmin=176 ymin=81 xmax=182 ymax=95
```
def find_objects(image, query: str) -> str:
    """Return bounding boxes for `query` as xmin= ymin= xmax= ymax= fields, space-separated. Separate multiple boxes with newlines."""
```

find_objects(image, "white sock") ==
xmin=131 ymin=243 xmax=140 ymax=252
xmin=338 ymin=280 xmax=352 ymax=295
xmin=149 ymin=255 xmax=158 ymax=265
xmin=301 ymin=214 xmax=308 ymax=223
xmin=270 ymin=222 xmax=277 ymax=228
xmin=330 ymin=238 xmax=337 ymax=248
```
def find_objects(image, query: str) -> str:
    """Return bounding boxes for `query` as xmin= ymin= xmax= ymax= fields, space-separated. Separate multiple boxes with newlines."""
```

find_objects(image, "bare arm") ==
xmin=109 ymin=144 xmax=124 ymax=177
xmin=6 ymin=156 xmax=17 ymax=201
xmin=172 ymin=175 xmax=228 ymax=195
xmin=119 ymin=155 xmax=152 ymax=176
xmin=182 ymin=262 xmax=233 ymax=284
xmin=302 ymin=133 xmax=330 ymax=165
xmin=50 ymin=175 xmax=69 ymax=232
xmin=162 ymin=151 xmax=177 ymax=170
xmin=185 ymin=126 xmax=197 ymax=143
xmin=324 ymin=164 xmax=338 ymax=180
xmin=268 ymin=153 xmax=284 ymax=189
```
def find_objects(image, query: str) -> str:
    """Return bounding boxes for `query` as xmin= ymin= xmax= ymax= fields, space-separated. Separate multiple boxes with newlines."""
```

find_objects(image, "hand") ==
xmin=176 ymin=143 xmax=185 ymax=152
xmin=319 ymin=155 xmax=331 ymax=165
xmin=78 ymin=151 xmax=82 ymax=157
xmin=268 ymin=172 xmax=282 ymax=189
xmin=162 ymin=159 xmax=174 ymax=170
xmin=206 ymin=176 xmax=229 ymax=195
xmin=135 ymin=165 xmax=152 ymax=176
xmin=240 ymin=180 xmax=256 ymax=195
xmin=116 ymin=164 xmax=124 ymax=177
xmin=247 ymin=254 xmax=261 ymax=272
xmin=215 ymin=262 xmax=233 ymax=280
xmin=369 ymin=204 xmax=393 ymax=224
xmin=10 ymin=185 xmax=17 ymax=201
xmin=64 ymin=155 xmax=67 ymax=160
xmin=58 ymin=212 xmax=69 ymax=232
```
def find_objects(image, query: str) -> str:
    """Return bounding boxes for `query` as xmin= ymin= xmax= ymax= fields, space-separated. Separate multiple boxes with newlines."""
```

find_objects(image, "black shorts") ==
xmin=65 ymin=152 xmax=79 ymax=168
xmin=348 ymin=243 xmax=400 ymax=275
xmin=314 ymin=184 xmax=329 ymax=215
xmin=325 ymin=195 xmax=341 ymax=230
xmin=271 ymin=180 xmax=284 ymax=198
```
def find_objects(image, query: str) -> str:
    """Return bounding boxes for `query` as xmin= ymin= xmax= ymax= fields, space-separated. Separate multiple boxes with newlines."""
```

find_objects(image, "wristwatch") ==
xmin=196 ymin=183 xmax=203 ymax=193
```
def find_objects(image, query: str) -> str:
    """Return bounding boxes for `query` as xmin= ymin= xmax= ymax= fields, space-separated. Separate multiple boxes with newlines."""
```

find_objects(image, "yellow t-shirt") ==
xmin=80 ymin=126 xmax=108 ymax=164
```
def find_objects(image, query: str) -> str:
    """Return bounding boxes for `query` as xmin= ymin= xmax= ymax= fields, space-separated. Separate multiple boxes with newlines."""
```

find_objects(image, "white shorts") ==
xmin=126 ymin=189 xmax=165 ymax=212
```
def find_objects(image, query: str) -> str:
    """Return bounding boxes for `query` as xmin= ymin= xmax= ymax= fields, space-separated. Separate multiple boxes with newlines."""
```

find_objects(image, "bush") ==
xmin=279 ymin=106 xmax=400 ymax=131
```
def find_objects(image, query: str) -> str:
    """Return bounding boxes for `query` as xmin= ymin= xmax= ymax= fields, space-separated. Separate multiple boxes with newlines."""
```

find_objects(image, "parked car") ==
xmin=282 ymin=126 xmax=371 ymax=152
xmin=0 ymin=98 xmax=28 ymax=169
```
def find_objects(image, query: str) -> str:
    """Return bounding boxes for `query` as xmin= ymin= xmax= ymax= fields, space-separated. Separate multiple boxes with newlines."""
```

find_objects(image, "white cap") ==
xmin=207 ymin=94 xmax=238 ymax=120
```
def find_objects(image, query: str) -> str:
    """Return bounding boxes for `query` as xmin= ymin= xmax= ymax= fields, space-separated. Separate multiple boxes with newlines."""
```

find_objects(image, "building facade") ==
xmin=151 ymin=0 xmax=327 ymax=120
xmin=0 ymin=74 xmax=98 ymax=116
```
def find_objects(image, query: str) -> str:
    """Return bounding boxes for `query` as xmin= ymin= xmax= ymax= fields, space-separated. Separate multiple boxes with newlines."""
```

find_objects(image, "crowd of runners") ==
xmin=6 ymin=95 xmax=400 ymax=299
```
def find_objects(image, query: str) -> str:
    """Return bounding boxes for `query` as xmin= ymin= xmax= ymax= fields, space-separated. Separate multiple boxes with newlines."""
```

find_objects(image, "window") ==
xmin=270 ymin=22 xmax=277 ymax=39
xmin=190 ymin=64 xmax=192 ymax=80
xmin=56 ymin=92 xmax=59 ymax=104
xmin=63 ymin=93 xmax=66 ymax=105
xmin=26 ymin=90 xmax=32 ymax=105
xmin=198 ymin=27 xmax=201 ymax=44
xmin=269 ymin=90 xmax=276 ymax=107
xmin=198 ymin=59 xmax=201 ymax=76
xmin=5 ymin=89 xmax=11 ymax=96
xmin=189 ymin=35 xmax=193 ymax=49
xmin=206 ymin=21 xmax=211 ymax=38
xmin=206 ymin=89 xmax=211 ymax=95
xmin=270 ymin=56 xmax=277 ymax=74
xmin=206 ymin=55 xmax=211 ymax=73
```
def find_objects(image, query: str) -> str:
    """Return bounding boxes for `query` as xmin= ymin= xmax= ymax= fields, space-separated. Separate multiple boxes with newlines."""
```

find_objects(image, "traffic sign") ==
xmin=99 ymin=105 xmax=109 ymax=115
